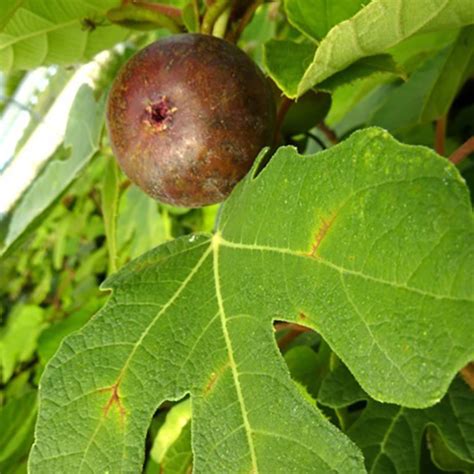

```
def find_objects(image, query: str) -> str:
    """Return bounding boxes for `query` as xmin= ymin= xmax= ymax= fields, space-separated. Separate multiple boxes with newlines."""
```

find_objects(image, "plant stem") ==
xmin=306 ymin=131 xmax=327 ymax=149
xmin=212 ymin=6 xmax=231 ymax=38
xmin=227 ymin=0 xmax=262 ymax=43
xmin=201 ymin=0 xmax=231 ymax=34
xmin=460 ymin=362 xmax=474 ymax=390
xmin=275 ymin=323 xmax=311 ymax=350
xmin=192 ymin=0 xmax=201 ymax=30
xmin=317 ymin=122 xmax=338 ymax=144
xmin=449 ymin=136 xmax=474 ymax=165
xmin=435 ymin=115 xmax=447 ymax=155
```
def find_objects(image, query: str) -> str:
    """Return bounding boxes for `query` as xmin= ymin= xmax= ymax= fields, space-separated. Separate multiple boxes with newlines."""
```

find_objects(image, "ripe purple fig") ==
xmin=106 ymin=33 xmax=276 ymax=207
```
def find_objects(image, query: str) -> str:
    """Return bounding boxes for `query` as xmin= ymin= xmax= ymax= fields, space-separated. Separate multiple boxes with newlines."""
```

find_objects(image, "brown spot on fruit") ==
xmin=106 ymin=33 xmax=276 ymax=207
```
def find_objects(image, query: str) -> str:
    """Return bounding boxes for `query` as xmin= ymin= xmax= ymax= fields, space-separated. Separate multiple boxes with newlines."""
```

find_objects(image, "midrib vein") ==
xmin=218 ymin=237 xmax=469 ymax=302
xmin=212 ymin=235 xmax=259 ymax=473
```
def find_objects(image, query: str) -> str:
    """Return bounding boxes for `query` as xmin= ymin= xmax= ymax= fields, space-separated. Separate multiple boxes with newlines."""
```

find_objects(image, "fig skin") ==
xmin=106 ymin=33 xmax=276 ymax=207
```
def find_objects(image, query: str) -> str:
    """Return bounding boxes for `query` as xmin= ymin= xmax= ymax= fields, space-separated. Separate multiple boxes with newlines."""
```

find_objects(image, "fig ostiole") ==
xmin=106 ymin=33 xmax=276 ymax=208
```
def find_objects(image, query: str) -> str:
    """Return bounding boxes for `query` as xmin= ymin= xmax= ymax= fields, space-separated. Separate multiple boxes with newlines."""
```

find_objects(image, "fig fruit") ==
xmin=106 ymin=33 xmax=276 ymax=207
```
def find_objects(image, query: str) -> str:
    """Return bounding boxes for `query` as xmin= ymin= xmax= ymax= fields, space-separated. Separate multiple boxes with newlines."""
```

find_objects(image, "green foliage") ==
xmin=0 ymin=0 xmax=473 ymax=472
xmin=0 ymin=0 xmax=129 ymax=71
xmin=319 ymin=365 xmax=474 ymax=473
xmin=0 ymin=85 xmax=105 ymax=257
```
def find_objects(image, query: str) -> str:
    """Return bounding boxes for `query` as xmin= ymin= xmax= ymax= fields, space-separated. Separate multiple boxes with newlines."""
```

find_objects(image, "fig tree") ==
xmin=106 ymin=33 xmax=276 ymax=207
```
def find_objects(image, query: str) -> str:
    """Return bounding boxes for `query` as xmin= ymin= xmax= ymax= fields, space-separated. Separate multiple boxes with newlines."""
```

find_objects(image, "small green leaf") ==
xmin=263 ymin=39 xmax=315 ymax=97
xmin=0 ymin=305 xmax=45 ymax=383
xmin=182 ymin=2 xmax=199 ymax=33
xmin=298 ymin=0 xmax=474 ymax=95
xmin=284 ymin=0 xmax=366 ymax=41
xmin=102 ymin=157 xmax=120 ymax=274
xmin=0 ymin=85 xmax=106 ymax=258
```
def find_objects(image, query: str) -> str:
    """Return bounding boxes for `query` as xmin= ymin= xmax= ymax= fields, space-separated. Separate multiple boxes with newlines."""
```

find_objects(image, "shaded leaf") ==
xmin=298 ymin=0 xmax=474 ymax=95
xmin=0 ymin=391 xmax=37 ymax=472
xmin=319 ymin=366 xmax=474 ymax=473
xmin=30 ymin=128 xmax=473 ymax=472
xmin=427 ymin=426 xmax=474 ymax=473
xmin=371 ymin=25 xmax=474 ymax=132
xmin=0 ymin=0 xmax=129 ymax=71
xmin=0 ymin=85 xmax=106 ymax=258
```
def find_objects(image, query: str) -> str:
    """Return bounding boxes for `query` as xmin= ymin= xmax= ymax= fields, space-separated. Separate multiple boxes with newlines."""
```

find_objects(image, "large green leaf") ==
xmin=30 ymin=128 xmax=473 ymax=472
xmin=319 ymin=366 xmax=474 ymax=473
xmin=0 ymin=85 xmax=106 ymax=257
xmin=284 ymin=0 xmax=367 ymax=41
xmin=297 ymin=0 xmax=474 ymax=95
xmin=0 ymin=0 xmax=129 ymax=71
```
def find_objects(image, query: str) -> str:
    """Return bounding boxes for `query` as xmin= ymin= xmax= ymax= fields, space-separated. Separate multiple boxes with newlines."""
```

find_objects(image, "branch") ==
xmin=435 ymin=115 xmax=447 ymax=156
xmin=201 ymin=0 xmax=231 ymax=34
xmin=449 ymin=136 xmax=474 ymax=165
xmin=460 ymin=362 xmax=474 ymax=391
xmin=317 ymin=122 xmax=338 ymax=144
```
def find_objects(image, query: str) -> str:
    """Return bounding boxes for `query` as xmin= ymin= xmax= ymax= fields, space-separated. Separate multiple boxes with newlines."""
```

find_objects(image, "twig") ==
xmin=460 ymin=362 xmax=474 ymax=390
xmin=192 ymin=0 xmax=201 ymax=30
xmin=201 ymin=0 xmax=231 ymax=34
xmin=306 ymin=132 xmax=327 ymax=150
xmin=449 ymin=136 xmax=474 ymax=165
xmin=435 ymin=115 xmax=447 ymax=155
xmin=275 ymin=323 xmax=311 ymax=350
xmin=317 ymin=122 xmax=338 ymax=144
xmin=227 ymin=0 xmax=262 ymax=43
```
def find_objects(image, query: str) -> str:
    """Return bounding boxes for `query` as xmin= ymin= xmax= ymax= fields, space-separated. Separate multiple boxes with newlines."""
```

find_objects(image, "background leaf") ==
xmin=0 ymin=84 xmax=105 ymax=257
xmin=319 ymin=366 xmax=474 ymax=473
xmin=0 ymin=0 xmax=129 ymax=71
xmin=30 ymin=128 xmax=473 ymax=473
xmin=101 ymin=156 xmax=119 ymax=274
xmin=370 ymin=25 xmax=474 ymax=132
